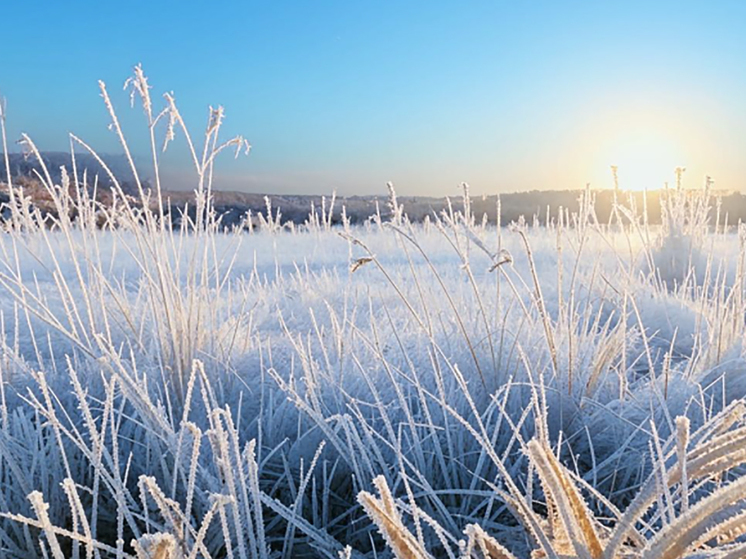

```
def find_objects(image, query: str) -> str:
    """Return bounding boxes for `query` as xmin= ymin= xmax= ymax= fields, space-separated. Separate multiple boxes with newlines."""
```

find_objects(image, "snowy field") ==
xmin=1 ymin=180 xmax=746 ymax=558
xmin=1 ymin=70 xmax=746 ymax=557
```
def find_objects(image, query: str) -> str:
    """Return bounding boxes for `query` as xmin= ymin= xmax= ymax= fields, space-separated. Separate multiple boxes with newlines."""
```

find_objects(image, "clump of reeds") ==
xmin=360 ymin=403 xmax=746 ymax=558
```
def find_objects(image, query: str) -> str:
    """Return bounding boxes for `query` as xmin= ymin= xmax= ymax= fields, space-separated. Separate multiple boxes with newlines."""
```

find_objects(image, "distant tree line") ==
xmin=1 ymin=152 xmax=746 ymax=228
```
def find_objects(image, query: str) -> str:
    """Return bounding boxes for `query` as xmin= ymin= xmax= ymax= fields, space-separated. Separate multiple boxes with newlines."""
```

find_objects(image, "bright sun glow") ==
xmin=580 ymin=108 xmax=692 ymax=191
xmin=597 ymin=130 xmax=686 ymax=191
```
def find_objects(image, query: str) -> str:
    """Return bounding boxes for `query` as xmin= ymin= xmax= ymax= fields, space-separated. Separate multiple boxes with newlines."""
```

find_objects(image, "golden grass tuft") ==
xmin=357 ymin=476 xmax=429 ymax=559
xmin=132 ymin=533 xmax=182 ymax=559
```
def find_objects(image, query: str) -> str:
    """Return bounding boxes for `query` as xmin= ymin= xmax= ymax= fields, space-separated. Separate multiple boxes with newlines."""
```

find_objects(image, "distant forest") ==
xmin=2 ymin=152 xmax=746 ymax=227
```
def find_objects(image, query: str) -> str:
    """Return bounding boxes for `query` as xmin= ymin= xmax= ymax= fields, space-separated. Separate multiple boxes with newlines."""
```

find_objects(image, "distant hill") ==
xmin=2 ymin=152 xmax=139 ymax=193
xmin=171 ymin=188 xmax=746 ymax=229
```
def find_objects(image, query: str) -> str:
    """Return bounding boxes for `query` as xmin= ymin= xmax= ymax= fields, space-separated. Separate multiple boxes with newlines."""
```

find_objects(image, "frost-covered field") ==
xmin=2 ymin=186 xmax=746 ymax=558
xmin=2 ymin=71 xmax=746 ymax=558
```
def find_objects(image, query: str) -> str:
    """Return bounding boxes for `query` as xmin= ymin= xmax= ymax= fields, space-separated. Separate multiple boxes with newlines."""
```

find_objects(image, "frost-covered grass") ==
xmin=1 ymin=69 xmax=746 ymax=558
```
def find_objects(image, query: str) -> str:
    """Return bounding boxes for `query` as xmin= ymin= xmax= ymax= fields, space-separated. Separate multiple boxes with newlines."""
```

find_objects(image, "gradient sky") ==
xmin=1 ymin=1 xmax=745 ymax=195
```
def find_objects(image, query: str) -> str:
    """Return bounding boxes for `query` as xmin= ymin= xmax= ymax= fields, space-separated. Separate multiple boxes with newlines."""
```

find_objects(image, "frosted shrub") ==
xmin=652 ymin=171 xmax=714 ymax=290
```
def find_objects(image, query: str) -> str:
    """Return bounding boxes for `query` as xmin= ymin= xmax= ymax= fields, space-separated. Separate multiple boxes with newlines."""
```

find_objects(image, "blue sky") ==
xmin=1 ymin=1 xmax=745 ymax=195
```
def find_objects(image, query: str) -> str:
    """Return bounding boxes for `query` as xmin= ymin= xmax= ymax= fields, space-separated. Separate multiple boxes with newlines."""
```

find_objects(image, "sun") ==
xmin=579 ymin=106 xmax=691 ymax=192
xmin=594 ymin=129 xmax=687 ymax=192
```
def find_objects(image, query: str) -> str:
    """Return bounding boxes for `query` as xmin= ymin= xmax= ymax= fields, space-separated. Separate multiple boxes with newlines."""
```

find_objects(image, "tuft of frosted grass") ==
xmin=360 ymin=403 xmax=746 ymax=558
